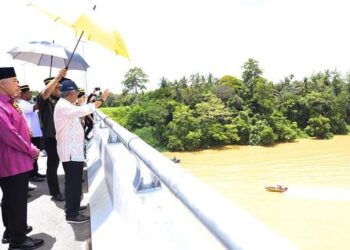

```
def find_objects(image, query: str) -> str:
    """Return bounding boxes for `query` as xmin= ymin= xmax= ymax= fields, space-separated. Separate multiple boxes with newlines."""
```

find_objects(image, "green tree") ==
xmin=241 ymin=58 xmax=263 ymax=99
xmin=194 ymin=93 xmax=234 ymax=146
xmin=232 ymin=110 xmax=252 ymax=144
xmin=251 ymin=79 xmax=276 ymax=115
xmin=249 ymin=119 xmax=276 ymax=145
xmin=219 ymin=75 xmax=242 ymax=90
xmin=214 ymin=84 xmax=235 ymax=103
xmin=329 ymin=115 xmax=348 ymax=134
xmin=242 ymin=58 xmax=263 ymax=84
xmin=305 ymin=115 xmax=333 ymax=139
xmin=122 ymin=67 xmax=148 ymax=94
xmin=267 ymin=111 xmax=298 ymax=142
xmin=165 ymin=105 xmax=201 ymax=151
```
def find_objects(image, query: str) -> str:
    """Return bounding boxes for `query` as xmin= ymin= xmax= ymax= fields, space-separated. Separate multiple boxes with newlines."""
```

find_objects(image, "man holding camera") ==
xmin=84 ymin=87 xmax=100 ymax=140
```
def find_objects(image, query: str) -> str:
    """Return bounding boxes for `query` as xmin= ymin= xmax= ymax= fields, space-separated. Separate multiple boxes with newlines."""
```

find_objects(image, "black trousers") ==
xmin=30 ymin=137 xmax=41 ymax=177
xmin=44 ymin=137 xmax=61 ymax=196
xmin=62 ymin=161 xmax=84 ymax=218
xmin=84 ymin=116 xmax=94 ymax=139
xmin=0 ymin=171 xmax=29 ymax=244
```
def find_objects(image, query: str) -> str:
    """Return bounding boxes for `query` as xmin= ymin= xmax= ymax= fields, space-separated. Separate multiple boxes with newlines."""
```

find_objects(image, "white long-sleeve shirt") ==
xmin=54 ymin=98 xmax=95 ymax=162
xmin=18 ymin=99 xmax=43 ymax=138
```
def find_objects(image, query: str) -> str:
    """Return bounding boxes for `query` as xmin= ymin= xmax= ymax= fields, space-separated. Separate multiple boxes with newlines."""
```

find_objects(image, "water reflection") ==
xmin=286 ymin=187 xmax=350 ymax=201
xmin=164 ymin=135 xmax=350 ymax=250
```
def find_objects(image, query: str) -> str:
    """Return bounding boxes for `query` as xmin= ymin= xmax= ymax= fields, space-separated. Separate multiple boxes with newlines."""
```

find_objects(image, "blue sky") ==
xmin=1 ymin=0 xmax=350 ymax=93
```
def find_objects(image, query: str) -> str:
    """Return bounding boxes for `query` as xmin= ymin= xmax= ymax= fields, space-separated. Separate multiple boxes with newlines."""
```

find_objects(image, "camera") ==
xmin=94 ymin=87 xmax=101 ymax=97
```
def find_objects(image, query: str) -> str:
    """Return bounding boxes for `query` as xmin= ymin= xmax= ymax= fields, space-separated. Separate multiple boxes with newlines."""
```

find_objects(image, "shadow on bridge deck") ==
xmin=0 ymin=156 xmax=91 ymax=250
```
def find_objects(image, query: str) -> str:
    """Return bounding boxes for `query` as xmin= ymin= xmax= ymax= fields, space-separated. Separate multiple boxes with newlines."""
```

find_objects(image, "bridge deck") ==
xmin=0 ymin=156 xmax=91 ymax=250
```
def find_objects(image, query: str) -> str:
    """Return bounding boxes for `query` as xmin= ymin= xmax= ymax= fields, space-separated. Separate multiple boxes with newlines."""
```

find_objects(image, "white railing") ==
xmin=86 ymin=110 xmax=296 ymax=250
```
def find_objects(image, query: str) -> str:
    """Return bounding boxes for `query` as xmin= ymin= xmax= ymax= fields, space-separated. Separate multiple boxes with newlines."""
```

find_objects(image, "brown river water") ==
xmin=163 ymin=135 xmax=350 ymax=250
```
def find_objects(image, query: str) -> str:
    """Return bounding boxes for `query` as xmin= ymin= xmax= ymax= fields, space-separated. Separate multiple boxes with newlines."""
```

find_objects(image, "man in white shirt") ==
xmin=18 ymin=85 xmax=46 ymax=182
xmin=54 ymin=79 xmax=109 ymax=223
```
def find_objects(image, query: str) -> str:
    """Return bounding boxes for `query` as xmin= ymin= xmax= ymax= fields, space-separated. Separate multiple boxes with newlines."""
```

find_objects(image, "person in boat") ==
xmin=171 ymin=157 xmax=180 ymax=163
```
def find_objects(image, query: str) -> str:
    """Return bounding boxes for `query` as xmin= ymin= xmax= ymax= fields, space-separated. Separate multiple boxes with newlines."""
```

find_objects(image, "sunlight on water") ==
xmin=286 ymin=187 xmax=350 ymax=201
xmin=163 ymin=135 xmax=350 ymax=250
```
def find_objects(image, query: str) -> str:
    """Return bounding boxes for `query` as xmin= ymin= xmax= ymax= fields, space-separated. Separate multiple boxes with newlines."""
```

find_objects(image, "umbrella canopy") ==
xmin=73 ymin=13 xmax=129 ymax=59
xmin=29 ymin=4 xmax=130 ymax=60
xmin=7 ymin=41 xmax=89 ymax=72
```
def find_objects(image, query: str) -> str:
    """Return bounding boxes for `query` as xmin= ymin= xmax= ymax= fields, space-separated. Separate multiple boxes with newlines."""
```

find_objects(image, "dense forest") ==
xmin=101 ymin=58 xmax=350 ymax=151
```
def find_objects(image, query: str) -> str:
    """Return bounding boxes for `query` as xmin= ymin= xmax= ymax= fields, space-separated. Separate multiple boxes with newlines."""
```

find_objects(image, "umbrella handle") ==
xmin=66 ymin=30 xmax=85 ymax=70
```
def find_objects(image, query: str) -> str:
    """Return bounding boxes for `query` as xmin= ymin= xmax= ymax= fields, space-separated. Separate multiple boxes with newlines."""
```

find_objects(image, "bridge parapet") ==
xmin=87 ymin=110 xmax=296 ymax=250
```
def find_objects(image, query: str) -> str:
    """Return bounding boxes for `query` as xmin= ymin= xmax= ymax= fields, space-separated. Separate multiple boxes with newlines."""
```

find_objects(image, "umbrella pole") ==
xmin=50 ymin=40 xmax=54 ymax=77
xmin=66 ymin=30 xmax=85 ymax=70
xmin=49 ymin=55 xmax=53 ymax=77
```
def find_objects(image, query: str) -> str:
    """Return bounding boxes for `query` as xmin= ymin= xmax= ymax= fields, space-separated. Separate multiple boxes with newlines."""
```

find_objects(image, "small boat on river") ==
xmin=171 ymin=157 xmax=181 ymax=163
xmin=265 ymin=185 xmax=288 ymax=193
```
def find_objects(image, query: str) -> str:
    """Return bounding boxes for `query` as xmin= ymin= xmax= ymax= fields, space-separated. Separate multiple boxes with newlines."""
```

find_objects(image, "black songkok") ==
xmin=0 ymin=67 xmax=16 ymax=80
xmin=43 ymin=77 xmax=54 ymax=85
xmin=20 ymin=85 xmax=30 ymax=92
xmin=43 ymin=77 xmax=68 ymax=85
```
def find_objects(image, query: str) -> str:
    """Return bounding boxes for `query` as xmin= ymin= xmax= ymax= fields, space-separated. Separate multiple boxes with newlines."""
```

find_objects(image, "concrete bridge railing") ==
xmin=86 ymin=110 xmax=296 ymax=250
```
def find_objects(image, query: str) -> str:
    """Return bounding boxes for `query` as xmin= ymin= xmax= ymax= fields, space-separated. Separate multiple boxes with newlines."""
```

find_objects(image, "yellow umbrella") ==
xmin=27 ymin=3 xmax=71 ymax=28
xmin=29 ymin=3 xmax=130 ymax=62
xmin=73 ymin=13 xmax=129 ymax=59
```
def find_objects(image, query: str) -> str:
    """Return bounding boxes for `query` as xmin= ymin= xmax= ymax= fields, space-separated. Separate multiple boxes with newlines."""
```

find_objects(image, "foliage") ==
xmin=165 ymin=105 xmax=201 ymax=151
xmin=100 ymin=59 xmax=350 ymax=151
xmin=122 ymin=67 xmax=148 ymax=94
xmin=267 ymin=112 xmax=298 ymax=142
xmin=305 ymin=116 xmax=333 ymax=139
xmin=219 ymin=75 xmax=242 ymax=90
xmin=232 ymin=110 xmax=251 ymax=144
xmin=133 ymin=126 xmax=160 ymax=148
xmin=249 ymin=119 xmax=276 ymax=145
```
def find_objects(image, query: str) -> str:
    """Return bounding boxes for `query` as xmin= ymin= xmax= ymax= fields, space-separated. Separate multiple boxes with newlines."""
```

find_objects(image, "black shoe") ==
xmin=66 ymin=214 xmax=90 ymax=224
xmin=29 ymin=176 xmax=44 ymax=182
xmin=51 ymin=193 xmax=65 ymax=202
xmin=2 ymin=231 xmax=9 ymax=244
xmin=8 ymin=237 xmax=44 ymax=250
xmin=78 ymin=205 xmax=88 ymax=212
xmin=2 ymin=226 xmax=33 ymax=244
xmin=35 ymin=173 xmax=46 ymax=178
xmin=25 ymin=226 xmax=33 ymax=235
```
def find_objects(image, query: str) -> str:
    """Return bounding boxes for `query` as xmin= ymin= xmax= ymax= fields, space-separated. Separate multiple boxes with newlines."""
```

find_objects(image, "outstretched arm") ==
xmin=41 ymin=68 xmax=67 ymax=100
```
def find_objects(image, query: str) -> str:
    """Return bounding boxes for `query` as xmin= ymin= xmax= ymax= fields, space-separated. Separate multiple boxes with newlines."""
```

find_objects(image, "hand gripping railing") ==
xmin=94 ymin=110 xmax=296 ymax=250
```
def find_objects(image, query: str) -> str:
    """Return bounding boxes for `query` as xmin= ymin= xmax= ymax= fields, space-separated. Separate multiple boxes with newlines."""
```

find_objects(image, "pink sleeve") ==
xmin=0 ymin=110 xmax=38 ymax=158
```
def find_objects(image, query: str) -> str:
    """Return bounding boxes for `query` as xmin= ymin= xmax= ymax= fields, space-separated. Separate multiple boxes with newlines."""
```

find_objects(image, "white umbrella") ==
xmin=7 ymin=41 xmax=89 ymax=75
